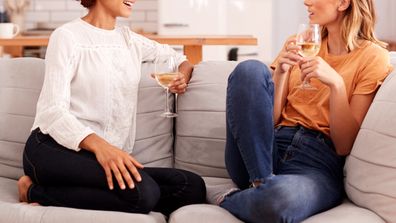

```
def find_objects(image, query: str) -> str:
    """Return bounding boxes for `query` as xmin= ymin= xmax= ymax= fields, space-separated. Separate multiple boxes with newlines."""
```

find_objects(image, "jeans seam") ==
xmin=228 ymin=105 xmax=265 ymax=183
xmin=130 ymin=181 xmax=142 ymax=211
xmin=228 ymin=88 xmax=254 ymax=182
xmin=227 ymin=69 xmax=272 ymax=184
xmin=23 ymin=151 xmax=41 ymax=185
xmin=167 ymin=169 xmax=189 ymax=198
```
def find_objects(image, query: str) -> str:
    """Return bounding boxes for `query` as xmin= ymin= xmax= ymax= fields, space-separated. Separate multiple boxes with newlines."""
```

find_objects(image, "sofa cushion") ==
xmin=0 ymin=58 xmax=45 ymax=180
xmin=0 ymin=178 xmax=166 ymax=223
xmin=302 ymin=200 xmax=385 ymax=223
xmin=204 ymin=177 xmax=237 ymax=204
xmin=168 ymin=200 xmax=384 ymax=223
xmin=344 ymin=52 xmax=396 ymax=222
xmin=0 ymin=58 xmax=173 ymax=181
xmin=174 ymin=61 xmax=238 ymax=178
xmin=134 ymin=62 xmax=174 ymax=168
xmin=169 ymin=204 xmax=243 ymax=223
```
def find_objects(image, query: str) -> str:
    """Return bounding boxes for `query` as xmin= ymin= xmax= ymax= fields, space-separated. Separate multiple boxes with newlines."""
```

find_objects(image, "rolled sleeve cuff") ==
xmin=70 ymin=128 xmax=95 ymax=151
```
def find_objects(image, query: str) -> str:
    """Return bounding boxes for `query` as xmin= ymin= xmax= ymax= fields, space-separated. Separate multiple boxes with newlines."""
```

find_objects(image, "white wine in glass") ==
xmin=296 ymin=23 xmax=321 ymax=90
xmin=155 ymin=72 xmax=179 ymax=89
xmin=298 ymin=42 xmax=320 ymax=57
xmin=154 ymin=56 xmax=178 ymax=118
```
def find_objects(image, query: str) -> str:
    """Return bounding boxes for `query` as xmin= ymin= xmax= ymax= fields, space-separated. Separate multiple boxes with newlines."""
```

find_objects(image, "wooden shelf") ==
xmin=0 ymin=35 xmax=258 ymax=64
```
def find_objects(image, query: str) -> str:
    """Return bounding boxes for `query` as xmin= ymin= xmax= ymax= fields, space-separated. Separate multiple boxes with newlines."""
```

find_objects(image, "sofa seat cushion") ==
xmin=168 ymin=200 xmax=383 ymax=223
xmin=203 ymin=177 xmax=237 ymax=204
xmin=302 ymin=200 xmax=385 ymax=223
xmin=344 ymin=54 xmax=396 ymax=222
xmin=200 ymin=177 xmax=383 ymax=223
xmin=169 ymin=204 xmax=243 ymax=223
xmin=0 ymin=177 xmax=166 ymax=223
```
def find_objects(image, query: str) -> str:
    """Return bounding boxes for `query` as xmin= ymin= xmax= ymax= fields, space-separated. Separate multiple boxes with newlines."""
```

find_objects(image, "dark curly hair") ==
xmin=78 ymin=0 xmax=96 ymax=8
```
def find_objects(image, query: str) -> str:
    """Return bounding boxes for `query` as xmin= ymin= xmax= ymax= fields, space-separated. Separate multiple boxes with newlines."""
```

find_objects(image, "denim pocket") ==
xmin=302 ymin=135 xmax=330 ymax=151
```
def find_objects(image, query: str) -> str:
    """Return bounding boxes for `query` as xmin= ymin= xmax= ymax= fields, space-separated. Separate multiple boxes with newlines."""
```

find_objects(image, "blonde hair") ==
xmin=321 ymin=0 xmax=387 ymax=51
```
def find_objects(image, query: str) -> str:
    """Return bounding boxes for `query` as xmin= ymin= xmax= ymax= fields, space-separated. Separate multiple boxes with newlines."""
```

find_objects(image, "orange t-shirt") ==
xmin=271 ymin=38 xmax=393 ymax=136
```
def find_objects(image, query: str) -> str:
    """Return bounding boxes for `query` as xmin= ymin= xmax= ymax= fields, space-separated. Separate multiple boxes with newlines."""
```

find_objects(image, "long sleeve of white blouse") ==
xmin=127 ymin=30 xmax=187 ymax=65
xmin=32 ymin=28 xmax=94 ymax=151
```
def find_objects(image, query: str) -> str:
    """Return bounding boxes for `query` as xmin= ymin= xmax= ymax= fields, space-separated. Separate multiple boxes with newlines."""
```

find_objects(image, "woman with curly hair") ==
xmin=17 ymin=0 xmax=206 ymax=216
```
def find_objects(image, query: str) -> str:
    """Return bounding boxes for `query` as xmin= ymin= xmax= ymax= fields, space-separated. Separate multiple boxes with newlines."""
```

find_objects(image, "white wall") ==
xmin=271 ymin=0 xmax=308 ymax=59
xmin=375 ymin=0 xmax=396 ymax=42
xmin=226 ymin=0 xmax=272 ymax=62
xmin=0 ymin=0 xmax=158 ymax=32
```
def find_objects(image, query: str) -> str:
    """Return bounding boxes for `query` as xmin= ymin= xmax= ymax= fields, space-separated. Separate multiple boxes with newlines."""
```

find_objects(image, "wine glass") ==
xmin=154 ymin=55 xmax=178 ymax=118
xmin=296 ymin=23 xmax=321 ymax=90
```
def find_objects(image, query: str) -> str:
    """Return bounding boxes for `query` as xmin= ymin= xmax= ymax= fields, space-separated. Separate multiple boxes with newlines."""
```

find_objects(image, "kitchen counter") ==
xmin=0 ymin=35 xmax=257 ymax=65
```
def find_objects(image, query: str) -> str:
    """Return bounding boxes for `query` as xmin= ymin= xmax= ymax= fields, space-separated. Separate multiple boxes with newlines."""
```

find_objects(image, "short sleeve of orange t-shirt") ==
xmin=271 ymin=38 xmax=393 ymax=136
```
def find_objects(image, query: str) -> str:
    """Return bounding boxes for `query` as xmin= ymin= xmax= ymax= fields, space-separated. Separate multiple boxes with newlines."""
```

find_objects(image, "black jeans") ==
xmin=23 ymin=129 xmax=206 ymax=215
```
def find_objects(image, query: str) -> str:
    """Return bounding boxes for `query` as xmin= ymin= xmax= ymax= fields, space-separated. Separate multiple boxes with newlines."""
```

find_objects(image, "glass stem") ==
xmin=165 ymin=88 xmax=170 ymax=113
xmin=175 ymin=93 xmax=178 ymax=113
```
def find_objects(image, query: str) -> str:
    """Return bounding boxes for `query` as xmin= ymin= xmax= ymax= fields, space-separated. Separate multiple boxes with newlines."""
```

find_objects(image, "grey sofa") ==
xmin=0 ymin=54 xmax=395 ymax=223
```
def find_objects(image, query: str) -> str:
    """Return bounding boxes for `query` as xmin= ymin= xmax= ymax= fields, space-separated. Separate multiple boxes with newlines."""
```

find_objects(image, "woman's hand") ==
xmin=300 ymin=56 xmax=344 ymax=88
xmin=168 ymin=72 xmax=188 ymax=94
xmin=94 ymin=144 xmax=144 ymax=190
xmin=276 ymin=37 xmax=303 ymax=74
xmin=80 ymin=134 xmax=144 ymax=190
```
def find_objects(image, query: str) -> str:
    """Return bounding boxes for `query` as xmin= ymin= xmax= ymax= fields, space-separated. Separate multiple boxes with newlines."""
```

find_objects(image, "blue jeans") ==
xmin=221 ymin=60 xmax=345 ymax=223
xmin=23 ymin=128 xmax=206 ymax=216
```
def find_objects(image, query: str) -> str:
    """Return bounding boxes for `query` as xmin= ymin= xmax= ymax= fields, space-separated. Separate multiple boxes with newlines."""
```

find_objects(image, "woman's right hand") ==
xmin=276 ymin=37 xmax=303 ymax=74
xmin=80 ymin=134 xmax=144 ymax=190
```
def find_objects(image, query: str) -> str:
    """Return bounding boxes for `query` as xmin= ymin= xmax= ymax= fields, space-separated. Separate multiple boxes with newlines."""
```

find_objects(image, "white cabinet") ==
xmin=157 ymin=0 xmax=272 ymax=62
xmin=158 ymin=0 xmax=228 ymax=61
xmin=158 ymin=0 xmax=227 ymax=36
xmin=226 ymin=0 xmax=272 ymax=62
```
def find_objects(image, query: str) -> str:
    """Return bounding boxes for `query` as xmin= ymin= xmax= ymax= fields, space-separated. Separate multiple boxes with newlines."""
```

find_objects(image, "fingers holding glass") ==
xmin=300 ymin=58 xmax=318 ymax=86
xmin=169 ymin=74 xmax=187 ymax=94
xmin=277 ymin=37 xmax=303 ymax=72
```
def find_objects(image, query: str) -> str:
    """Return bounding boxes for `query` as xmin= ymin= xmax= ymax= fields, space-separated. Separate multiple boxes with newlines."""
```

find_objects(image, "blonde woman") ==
xmin=219 ymin=0 xmax=393 ymax=222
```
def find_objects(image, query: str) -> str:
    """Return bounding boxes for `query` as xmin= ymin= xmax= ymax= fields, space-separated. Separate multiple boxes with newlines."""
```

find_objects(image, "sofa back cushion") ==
xmin=0 ymin=58 xmax=173 ymax=180
xmin=345 ymin=52 xmax=396 ymax=222
xmin=0 ymin=58 xmax=45 ymax=180
xmin=174 ymin=61 xmax=238 ymax=178
xmin=134 ymin=62 xmax=174 ymax=168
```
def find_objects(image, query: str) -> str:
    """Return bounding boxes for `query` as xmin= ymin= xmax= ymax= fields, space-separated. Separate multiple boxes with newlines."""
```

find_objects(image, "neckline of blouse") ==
xmin=77 ymin=18 xmax=119 ymax=35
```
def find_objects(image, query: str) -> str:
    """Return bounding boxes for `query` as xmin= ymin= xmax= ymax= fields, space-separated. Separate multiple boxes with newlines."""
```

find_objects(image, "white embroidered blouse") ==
xmin=32 ymin=18 xmax=186 ymax=153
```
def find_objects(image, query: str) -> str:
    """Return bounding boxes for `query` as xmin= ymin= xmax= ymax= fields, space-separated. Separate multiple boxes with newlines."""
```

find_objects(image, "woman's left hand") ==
xmin=168 ymin=72 xmax=188 ymax=94
xmin=300 ymin=56 xmax=344 ymax=88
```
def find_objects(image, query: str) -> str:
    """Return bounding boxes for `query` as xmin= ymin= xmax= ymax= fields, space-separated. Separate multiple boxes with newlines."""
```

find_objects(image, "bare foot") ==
xmin=18 ymin=175 xmax=33 ymax=203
